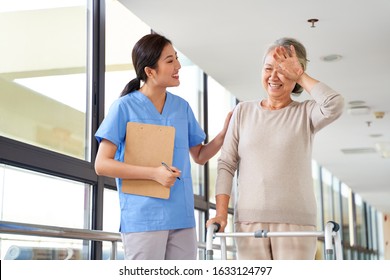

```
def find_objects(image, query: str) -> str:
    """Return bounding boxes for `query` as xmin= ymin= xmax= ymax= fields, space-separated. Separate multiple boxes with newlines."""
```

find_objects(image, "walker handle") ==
xmin=206 ymin=222 xmax=221 ymax=260
xmin=329 ymin=221 xmax=340 ymax=232
xmin=213 ymin=223 xmax=221 ymax=233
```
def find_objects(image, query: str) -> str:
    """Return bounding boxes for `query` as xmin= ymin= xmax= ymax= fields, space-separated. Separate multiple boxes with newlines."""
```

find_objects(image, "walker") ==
xmin=205 ymin=221 xmax=343 ymax=260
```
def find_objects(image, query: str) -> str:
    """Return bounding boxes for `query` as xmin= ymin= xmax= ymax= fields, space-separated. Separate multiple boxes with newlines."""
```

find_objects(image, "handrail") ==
xmin=0 ymin=220 xmax=121 ymax=242
xmin=0 ymin=220 xmax=121 ymax=259
xmin=0 ymin=220 xmax=236 ymax=260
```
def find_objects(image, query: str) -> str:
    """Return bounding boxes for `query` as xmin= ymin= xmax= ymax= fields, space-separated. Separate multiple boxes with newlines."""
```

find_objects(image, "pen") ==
xmin=161 ymin=162 xmax=181 ymax=180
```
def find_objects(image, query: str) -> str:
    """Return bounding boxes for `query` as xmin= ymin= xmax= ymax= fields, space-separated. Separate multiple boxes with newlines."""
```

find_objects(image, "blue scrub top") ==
xmin=95 ymin=91 xmax=206 ymax=232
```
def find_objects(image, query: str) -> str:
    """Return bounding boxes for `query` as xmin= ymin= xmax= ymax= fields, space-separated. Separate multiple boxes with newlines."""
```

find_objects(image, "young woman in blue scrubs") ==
xmin=94 ymin=33 xmax=231 ymax=260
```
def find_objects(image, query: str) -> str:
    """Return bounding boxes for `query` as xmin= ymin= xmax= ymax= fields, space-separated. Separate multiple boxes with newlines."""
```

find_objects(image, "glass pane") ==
xmin=366 ymin=206 xmax=373 ymax=250
xmin=0 ymin=164 xmax=91 ymax=228
xmin=105 ymin=0 xmax=150 ymax=113
xmin=0 ymin=164 xmax=92 ymax=260
xmin=312 ymin=160 xmax=323 ymax=230
xmin=102 ymin=240 xmax=124 ymax=260
xmin=0 ymin=0 xmax=90 ymax=160
xmin=103 ymin=188 xmax=120 ymax=232
xmin=194 ymin=209 xmax=205 ymax=259
xmin=321 ymin=167 xmax=334 ymax=225
xmin=341 ymin=182 xmax=351 ymax=246
xmin=344 ymin=247 xmax=351 ymax=260
xmin=371 ymin=208 xmax=378 ymax=252
xmin=2 ymin=236 xmax=89 ymax=260
xmin=315 ymin=240 xmax=325 ymax=260
xmin=169 ymin=54 xmax=205 ymax=195
xmin=355 ymin=193 xmax=367 ymax=248
xmin=195 ymin=209 xmax=205 ymax=244
xmin=207 ymin=77 xmax=236 ymax=204
xmin=332 ymin=177 xmax=342 ymax=228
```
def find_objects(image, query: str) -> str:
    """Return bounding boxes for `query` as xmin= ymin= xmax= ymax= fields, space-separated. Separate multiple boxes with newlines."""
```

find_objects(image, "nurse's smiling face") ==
xmin=151 ymin=43 xmax=181 ymax=89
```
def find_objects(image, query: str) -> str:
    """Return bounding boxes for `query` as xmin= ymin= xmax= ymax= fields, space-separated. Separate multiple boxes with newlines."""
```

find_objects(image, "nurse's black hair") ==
xmin=120 ymin=33 xmax=172 ymax=97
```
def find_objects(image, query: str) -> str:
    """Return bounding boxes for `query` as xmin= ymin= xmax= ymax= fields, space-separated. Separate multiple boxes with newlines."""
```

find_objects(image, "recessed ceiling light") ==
xmin=370 ymin=134 xmax=383 ymax=138
xmin=321 ymin=54 xmax=343 ymax=62
xmin=348 ymin=100 xmax=366 ymax=106
xmin=347 ymin=105 xmax=370 ymax=115
xmin=341 ymin=148 xmax=376 ymax=154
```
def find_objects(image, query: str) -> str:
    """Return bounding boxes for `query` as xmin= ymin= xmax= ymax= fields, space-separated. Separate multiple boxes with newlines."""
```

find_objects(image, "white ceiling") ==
xmin=119 ymin=0 xmax=390 ymax=214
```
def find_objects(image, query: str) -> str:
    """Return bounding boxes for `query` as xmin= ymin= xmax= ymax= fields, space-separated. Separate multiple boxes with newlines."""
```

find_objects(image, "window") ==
xmin=168 ymin=53 xmax=205 ymax=196
xmin=321 ymin=167 xmax=334 ymax=226
xmin=104 ymin=0 xmax=150 ymax=113
xmin=312 ymin=161 xmax=323 ymax=230
xmin=341 ymin=182 xmax=351 ymax=247
xmin=0 ymin=0 xmax=90 ymax=160
xmin=207 ymin=77 xmax=236 ymax=204
xmin=0 ymin=164 xmax=92 ymax=260
xmin=355 ymin=193 xmax=368 ymax=249
xmin=332 ymin=177 xmax=342 ymax=229
xmin=102 ymin=188 xmax=120 ymax=232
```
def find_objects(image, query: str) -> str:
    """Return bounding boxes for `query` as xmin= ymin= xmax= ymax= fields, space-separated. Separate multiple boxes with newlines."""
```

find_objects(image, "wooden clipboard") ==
xmin=122 ymin=122 xmax=175 ymax=199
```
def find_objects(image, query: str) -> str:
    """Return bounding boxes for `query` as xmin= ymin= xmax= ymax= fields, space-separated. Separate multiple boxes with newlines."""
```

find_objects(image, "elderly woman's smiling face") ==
xmin=261 ymin=50 xmax=296 ymax=98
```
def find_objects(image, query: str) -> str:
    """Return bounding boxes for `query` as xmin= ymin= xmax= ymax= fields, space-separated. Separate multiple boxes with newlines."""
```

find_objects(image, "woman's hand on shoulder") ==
xmin=221 ymin=110 xmax=233 ymax=136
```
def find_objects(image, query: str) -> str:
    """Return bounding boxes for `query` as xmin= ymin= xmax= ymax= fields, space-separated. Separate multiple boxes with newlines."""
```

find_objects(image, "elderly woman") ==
xmin=207 ymin=37 xmax=344 ymax=260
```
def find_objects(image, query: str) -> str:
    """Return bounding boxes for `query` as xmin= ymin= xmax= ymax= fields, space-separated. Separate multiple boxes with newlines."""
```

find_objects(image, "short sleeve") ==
xmin=95 ymin=99 xmax=127 ymax=147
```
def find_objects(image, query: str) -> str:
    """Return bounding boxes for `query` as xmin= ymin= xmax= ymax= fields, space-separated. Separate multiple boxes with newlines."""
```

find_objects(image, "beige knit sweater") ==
xmin=216 ymin=82 xmax=344 ymax=226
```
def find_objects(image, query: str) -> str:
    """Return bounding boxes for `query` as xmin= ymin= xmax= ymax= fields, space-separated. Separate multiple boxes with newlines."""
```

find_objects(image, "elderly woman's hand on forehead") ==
xmin=273 ymin=45 xmax=304 ymax=82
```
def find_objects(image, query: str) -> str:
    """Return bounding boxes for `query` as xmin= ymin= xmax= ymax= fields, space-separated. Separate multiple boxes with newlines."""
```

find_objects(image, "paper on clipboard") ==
xmin=122 ymin=122 xmax=175 ymax=199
